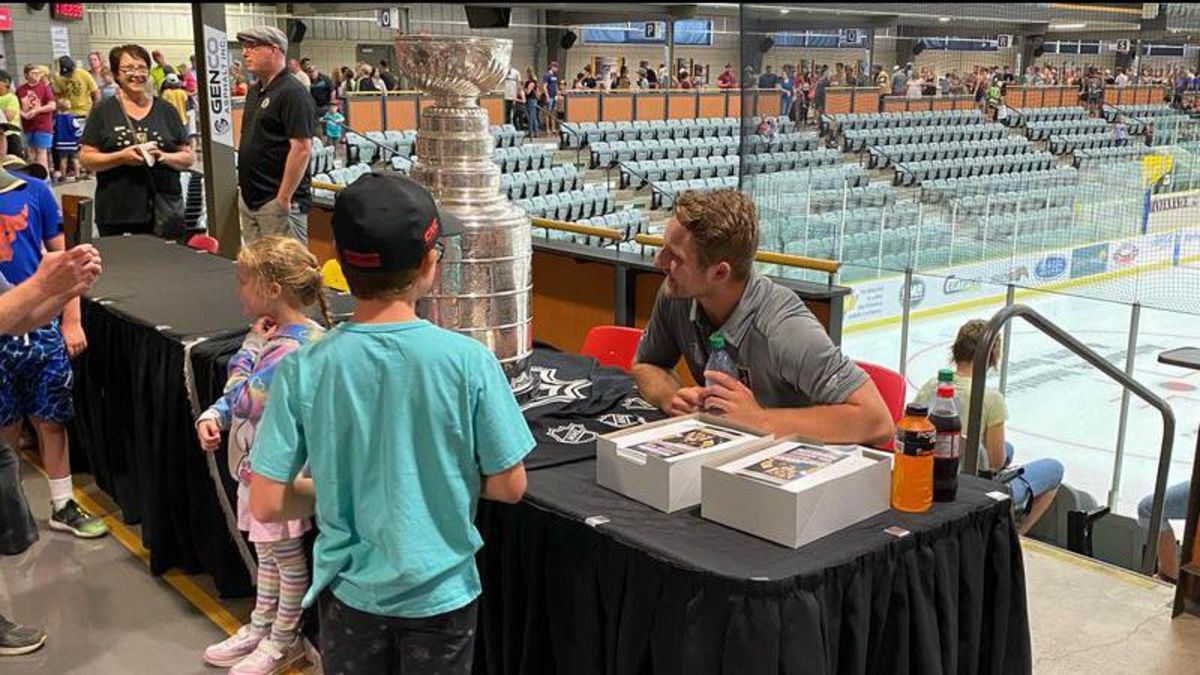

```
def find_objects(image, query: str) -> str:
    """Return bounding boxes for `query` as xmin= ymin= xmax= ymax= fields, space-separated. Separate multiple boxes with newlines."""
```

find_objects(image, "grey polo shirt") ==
xmin=635 ymin=275 xmax=868 ymax=408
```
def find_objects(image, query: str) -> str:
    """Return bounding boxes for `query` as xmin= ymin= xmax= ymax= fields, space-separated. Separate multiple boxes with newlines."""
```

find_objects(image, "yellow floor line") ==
xmin=18 ymin=448 xmax=241 ymax=636
xmin=1022 ymin=537 xmax=1167 ymax=591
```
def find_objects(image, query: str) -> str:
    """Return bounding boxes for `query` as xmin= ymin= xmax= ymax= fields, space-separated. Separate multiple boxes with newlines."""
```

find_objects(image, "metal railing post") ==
xmin=999 ymin=283 xmax=1016 ymax=395
xmin=1109 ymin=302 xmax=1142 ymax=509
xmin=899 ymin=267 xmax=914 ymax=380
xmin=963 ymin=304 xmax=1175 ymax=576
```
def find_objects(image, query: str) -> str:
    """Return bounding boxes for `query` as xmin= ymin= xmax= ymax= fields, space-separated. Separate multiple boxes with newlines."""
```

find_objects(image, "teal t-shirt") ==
xmin=251 ymin=319 xmax=535 ymax=618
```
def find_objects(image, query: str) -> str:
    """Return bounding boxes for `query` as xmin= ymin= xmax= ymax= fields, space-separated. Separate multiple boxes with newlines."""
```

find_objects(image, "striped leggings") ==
xmin=250 ymin=538 xmax=309 ymax=644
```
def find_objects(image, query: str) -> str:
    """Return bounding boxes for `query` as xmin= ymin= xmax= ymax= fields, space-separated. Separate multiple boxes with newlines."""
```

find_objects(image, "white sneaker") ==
xmin=203 ymin=624 xmax=267 ymax=668
xmin=229 ymin=636 xmax=305 ymax=675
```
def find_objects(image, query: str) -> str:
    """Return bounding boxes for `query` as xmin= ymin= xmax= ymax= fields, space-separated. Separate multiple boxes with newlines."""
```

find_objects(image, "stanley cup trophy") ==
xmin=394 ymin=35 xmax=534 ymax=396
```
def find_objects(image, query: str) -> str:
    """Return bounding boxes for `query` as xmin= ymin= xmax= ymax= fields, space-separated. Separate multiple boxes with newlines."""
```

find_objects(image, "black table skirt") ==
xmin=474 ymin=460 xmax=1031 ymax=675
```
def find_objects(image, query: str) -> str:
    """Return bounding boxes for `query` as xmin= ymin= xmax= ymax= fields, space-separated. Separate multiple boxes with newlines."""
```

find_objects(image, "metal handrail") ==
xmin=529 ymin=217 xmax=622 ymax=241
xmin=633 ymin=234 xmax=841 ymax=274
xmin=963 ymin=304 xmax=1176 ymax=575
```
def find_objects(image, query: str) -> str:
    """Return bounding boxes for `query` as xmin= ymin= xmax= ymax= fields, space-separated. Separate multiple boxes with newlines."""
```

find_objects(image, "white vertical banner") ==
xmin=50 ymin=25 xmax=70 ymax=58
xmin=203 ymin=24 xmax=234 ymax=148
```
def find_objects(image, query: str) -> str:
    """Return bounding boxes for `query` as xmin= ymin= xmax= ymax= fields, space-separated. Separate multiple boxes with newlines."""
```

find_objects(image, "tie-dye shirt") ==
xmin=200 ymin=320 xmax=325 ymax=485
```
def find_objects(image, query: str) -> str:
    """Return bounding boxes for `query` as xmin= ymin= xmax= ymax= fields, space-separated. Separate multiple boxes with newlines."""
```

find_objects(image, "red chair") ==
xmin=186 ymin=234 xmax=219 ymax=254
xmin=855 ymin=360 xmax=906 ymax=450
xmin=580 ymin=326 xmax=644 ymax=373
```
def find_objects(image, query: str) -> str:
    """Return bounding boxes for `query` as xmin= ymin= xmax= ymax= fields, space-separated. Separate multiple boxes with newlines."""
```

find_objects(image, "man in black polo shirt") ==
xmin=235 ymin=25 xmax=315 ymax=243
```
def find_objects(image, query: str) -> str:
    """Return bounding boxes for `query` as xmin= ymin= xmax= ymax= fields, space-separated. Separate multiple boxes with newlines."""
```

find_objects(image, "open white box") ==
xmin=596 ymin=414 xmax=770 ymax=513
xmin=701 ymin=435 xmax=893 ymax=548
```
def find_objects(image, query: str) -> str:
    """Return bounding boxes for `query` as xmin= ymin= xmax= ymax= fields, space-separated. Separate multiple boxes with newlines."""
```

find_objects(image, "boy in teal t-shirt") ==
xmin=249 ymin=172 xmax=533 ymax=673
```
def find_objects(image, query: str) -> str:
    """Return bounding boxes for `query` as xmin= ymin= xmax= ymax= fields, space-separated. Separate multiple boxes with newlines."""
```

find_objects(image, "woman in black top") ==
xmin=80 ymin=44 xmax=192 ymax=237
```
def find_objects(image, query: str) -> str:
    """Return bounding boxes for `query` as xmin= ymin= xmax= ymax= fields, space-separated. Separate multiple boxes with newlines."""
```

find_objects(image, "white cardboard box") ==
xmin=701 ymin=436 xmax=893 ymax=548
xmin=596 ymin=414 xmax=770 ymax=513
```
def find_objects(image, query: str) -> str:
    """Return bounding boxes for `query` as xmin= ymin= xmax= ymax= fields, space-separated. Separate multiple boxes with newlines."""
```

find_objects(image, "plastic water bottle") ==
xmin=704 ymin=334 xmax=738 ymax=411
xmin=930 ymin=384 xmax=962 ymax=502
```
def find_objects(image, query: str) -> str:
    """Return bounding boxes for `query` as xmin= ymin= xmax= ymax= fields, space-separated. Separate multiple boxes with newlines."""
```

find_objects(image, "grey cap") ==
xmin=236 ymin=25 xmax=288 ymax=53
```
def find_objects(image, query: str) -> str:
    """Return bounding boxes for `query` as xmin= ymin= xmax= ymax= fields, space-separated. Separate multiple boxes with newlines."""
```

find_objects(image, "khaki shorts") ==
xmin=239 ymin=194 xmax=308 ymax=244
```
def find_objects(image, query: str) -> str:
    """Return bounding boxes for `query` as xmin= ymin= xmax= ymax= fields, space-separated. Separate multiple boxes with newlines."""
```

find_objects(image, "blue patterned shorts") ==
xmin=0 ymin=324 xmax=74 ymax=426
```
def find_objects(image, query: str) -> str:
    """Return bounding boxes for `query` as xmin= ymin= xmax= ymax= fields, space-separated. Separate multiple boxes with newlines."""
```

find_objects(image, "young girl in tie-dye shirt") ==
xmin=196 ymin=236 xmax=330 ymax=674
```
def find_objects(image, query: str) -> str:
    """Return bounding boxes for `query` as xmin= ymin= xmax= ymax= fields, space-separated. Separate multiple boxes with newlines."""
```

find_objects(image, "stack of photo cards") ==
xmin=620 ymin=418 xmax=754 ymax=461
xmin=702 ymin=437 xmax=892 ymax=548
xmin=596 ymin=414 xmax=769 ymax=513
xmin=734 ymin=442 xmax=874 ymax=490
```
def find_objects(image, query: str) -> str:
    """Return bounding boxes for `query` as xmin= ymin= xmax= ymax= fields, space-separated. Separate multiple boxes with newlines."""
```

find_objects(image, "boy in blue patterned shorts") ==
xmin=0 ymin=168 xmax=106 ymax=538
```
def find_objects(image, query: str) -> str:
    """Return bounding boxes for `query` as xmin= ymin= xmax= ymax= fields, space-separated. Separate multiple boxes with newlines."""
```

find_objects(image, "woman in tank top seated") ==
xmin=916 ymin=320 xmax=1064 ymax=535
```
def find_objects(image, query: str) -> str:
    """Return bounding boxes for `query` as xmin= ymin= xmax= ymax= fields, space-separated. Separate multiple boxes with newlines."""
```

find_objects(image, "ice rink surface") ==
xmin=842 ymin=263 xmax=1200 ymax=518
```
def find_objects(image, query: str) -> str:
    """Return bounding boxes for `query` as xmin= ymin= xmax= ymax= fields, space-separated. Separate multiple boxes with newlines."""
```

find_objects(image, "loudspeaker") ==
xmin=561 ymin=31 xmax=577 ymax=50
xmin=465 ymin=7 xmax=511 ymax=29
xmin=912 ymin=41 xmax=925 ymax=56
xmin=26 ymin=3 xmax=47 ymax=10
xmin=287 ymin=20 xmax=307 ymax=45
xmin=759 ymin=37 xmax=774 ymax=53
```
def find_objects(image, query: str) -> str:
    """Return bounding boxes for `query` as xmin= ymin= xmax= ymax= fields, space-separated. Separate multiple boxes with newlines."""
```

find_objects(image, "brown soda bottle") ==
xmin=892 ymin=403 xmax=935 ymax=513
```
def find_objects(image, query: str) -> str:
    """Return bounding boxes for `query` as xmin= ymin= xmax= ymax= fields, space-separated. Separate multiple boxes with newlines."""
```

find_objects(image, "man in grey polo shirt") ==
xmin=632 ymin=189 xmax=893 ymax=445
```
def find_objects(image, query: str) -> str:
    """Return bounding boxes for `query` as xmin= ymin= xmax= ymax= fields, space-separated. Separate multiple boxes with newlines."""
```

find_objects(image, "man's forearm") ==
xmin=631 ymin=362 xmax=682 ymax=412
xmin=276 ymin=145 xmax=311 ymax=204
xmin=277 ymin=477 xmax=316 ymax=520
xmin=739 ymin=404 xmax=893 ymax=446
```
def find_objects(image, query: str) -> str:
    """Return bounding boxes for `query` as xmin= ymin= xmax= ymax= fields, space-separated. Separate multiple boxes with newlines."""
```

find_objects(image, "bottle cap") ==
xmin=709 ymin=333 xmax=725 ymax=350
xmin=937 ymin=368 xmax=954 ymax=383
xmin=904 ymin=403 xmax=929 ymax=417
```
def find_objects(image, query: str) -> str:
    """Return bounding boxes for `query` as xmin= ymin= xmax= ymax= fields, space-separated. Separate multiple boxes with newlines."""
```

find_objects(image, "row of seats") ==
xmin=947 ymin=187 xmax=1075 ymax=216
xmin=1048 ymin=132 xmax=1123 ymax=155
xmin=843 ymin=124 xmax=1007 ymax=151
xmin=491 ymin=124 xmax=528 ymax=148
xmin=561 ymin=116 xmax=796 ymax=148
xmin=743 ymin=150 xmax=842 ymax=175
xmin=973 ymin=206 xmax=1074 ymax=237
xmin=574 ymin=209 xmax=653 ymax=241
xmin=514 ymin=185 xmax=615 ymax=222
xmin=894 ymin=152 xmax=1056 ymax=186
xmin=1024 ymin=118 xmax=1109 ymax=141
xmin=494 ymin=145 xmax=555 ymax=174
xmin=619 ymin=155 xmax=739 ymax=187
xmin=346 ymin=130 xmax=416 ymax=164
xmin=1008 ymin=106 xmax=1088 ymax=127
xmin=827 ymin=109 xmax=982 ymax=134
xmin=868 ymin=137 xmax=1032 ymax=169
xmin=312 ymin=163 xmax=372 ymax=201
xmin=652 ymin=176 xmax=741 ymax=209
xmin=919 ymin=167 xmax=1079 ymax=203
xmin=499 ymin=165 xmax=583 ymax=200
xmin=767 ymin=184 xmax=897 ymax=217
xmin=309 ymin=137 xmax=336 ymax=175
xmin=1073 ymin=145 xmax=1155 ymax=168
xmin=589 ymin=132 xmax=817 ymax=167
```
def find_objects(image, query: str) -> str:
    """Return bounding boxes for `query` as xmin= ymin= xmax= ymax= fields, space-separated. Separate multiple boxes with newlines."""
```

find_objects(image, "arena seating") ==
xmin=588 ymin=131 xmax=817 ymax=168
xmin=868 ymin=137 xmax=1033 ymax=169
xmin=499 ymin=165 xmax=584 ymax=200
xmin=1024 ymin=118 xmax=1109 ymax=141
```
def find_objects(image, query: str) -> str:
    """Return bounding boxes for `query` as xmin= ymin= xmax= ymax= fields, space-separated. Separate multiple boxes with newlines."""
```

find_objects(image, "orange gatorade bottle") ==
xmin=892 ymin=403 xmax=936 ymax=513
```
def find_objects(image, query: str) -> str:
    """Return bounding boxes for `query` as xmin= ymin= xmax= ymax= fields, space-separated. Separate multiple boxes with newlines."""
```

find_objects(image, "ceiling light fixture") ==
xmin=1049 ymin=23 xmax=1087 ymax=30
xmin=939 ymin=17 xmax=951 ymax=23
xmin=781 ymin=8 xmax=790 ymax=14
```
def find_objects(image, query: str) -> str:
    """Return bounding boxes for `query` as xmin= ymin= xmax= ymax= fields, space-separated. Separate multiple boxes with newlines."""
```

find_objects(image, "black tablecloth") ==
xmin=70 ymin=236 xmax=663 ymax=595
xmin=475 ymin=461 xmax=1031 ymax=675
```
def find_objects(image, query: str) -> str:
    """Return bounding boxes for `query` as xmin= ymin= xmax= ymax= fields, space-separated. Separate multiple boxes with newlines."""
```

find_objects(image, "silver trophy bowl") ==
xmin=395 ymin=34 xmax=534 ymax=397
xmin=394 ymin=35 xmax=512 ymax=103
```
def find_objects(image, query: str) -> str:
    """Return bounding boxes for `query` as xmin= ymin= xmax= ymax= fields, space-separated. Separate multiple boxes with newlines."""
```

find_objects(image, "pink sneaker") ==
xmin=229 ymin=637 xmax=305 ymax=675
xmin=203 ymin=624 xmax=267 ymax=667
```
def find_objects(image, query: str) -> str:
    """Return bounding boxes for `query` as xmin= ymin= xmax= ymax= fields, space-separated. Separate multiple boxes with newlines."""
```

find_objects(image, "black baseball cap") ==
xmin=332 ymin=173 xmax=464 ymax=272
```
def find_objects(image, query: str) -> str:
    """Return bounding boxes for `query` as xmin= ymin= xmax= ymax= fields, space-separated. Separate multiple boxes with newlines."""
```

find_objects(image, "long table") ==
xmin=69 ymin=236 xmax=1031 ymax=673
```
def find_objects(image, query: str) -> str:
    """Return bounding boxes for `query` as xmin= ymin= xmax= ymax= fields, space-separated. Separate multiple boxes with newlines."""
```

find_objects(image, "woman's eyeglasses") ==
xmin=119 ymin=66 xmax=149 ymax=75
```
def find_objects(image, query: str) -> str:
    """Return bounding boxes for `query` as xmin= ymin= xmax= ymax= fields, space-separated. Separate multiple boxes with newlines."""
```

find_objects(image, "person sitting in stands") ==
xmin=1137 ymin=481 xmax=1191 ymax=583
xmin=915 ymin=320 xmax=1064 ymax=535
xmin=631 ymin=189 xmax=893 ymax=445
